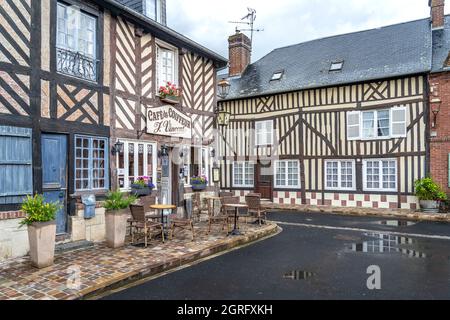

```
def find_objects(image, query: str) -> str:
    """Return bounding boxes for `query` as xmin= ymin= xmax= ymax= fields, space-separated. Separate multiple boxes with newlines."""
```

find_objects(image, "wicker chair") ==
xmin=245 ymin=194 xmax=267 ymax=226
xmin=138 ymin=195 xmax=160 ymax=221
xmin=129 ymin=205 xmax=164 ymax=247
xmin=206 ymin=197 xmax=229 ymax=234
xmin=169 ymin=216 xmax=195 ymax=241
xmin=219 ymin=191 xmax=233 ymax=198
xmin=192 ymin=193 xmax=209 ymax=222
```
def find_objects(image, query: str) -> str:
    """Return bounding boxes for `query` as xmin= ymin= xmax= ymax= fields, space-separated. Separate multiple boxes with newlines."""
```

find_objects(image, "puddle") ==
xmin=283 ymin=270 xmax=315 ymax=280
xmin=347 ymin=233 xmax=428 ymax=258
xmin=376 ymin=220 xmax=417 ymax=227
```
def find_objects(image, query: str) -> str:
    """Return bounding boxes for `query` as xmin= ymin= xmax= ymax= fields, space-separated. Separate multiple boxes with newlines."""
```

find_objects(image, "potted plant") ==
xmin=20 ymin=195 xmax=60 ymax=269
xmin=130 ymin=176 xmax=155 ymax=196
xmin=104 ymin=191 xmax=137 ymax=248
xmin=158 ymin=81 xmax=181 ymax=104
xmin=415 ymin=177 xmax=448 ymax=213
xmin=191 ymin=175 xmax=208 ymax=191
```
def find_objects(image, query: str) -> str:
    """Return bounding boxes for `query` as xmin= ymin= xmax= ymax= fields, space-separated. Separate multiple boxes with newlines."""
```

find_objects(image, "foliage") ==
xmin=158 ymin=81 xmax=180 ymax=98
xmin=103 ymin=191 xmax=137 ymax=211
xmin=131 ymin=176 xmax=155 ymax=189
xmin=415 ymin=177 xmax=448 ymax=201
xmin=20 ymin=195 xmax=59 ymax=226
xmin=191 ymin=175 xmax=208 ymax=185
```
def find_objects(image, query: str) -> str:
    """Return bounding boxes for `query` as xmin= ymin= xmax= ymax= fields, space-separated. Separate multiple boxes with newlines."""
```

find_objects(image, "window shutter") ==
xmin=391 ymin=106 xmax=407 ymax=138
xmin=347 ymin=111 xmax=360 ymax=140
xmin=0 ymin=126 xmax=32 ymax=204
xmin=156 ymin=46 xmax=161 ymax=89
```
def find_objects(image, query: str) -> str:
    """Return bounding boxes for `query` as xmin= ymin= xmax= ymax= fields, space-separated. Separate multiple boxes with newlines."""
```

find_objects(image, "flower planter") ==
xmin=419 ymin=200 xmax=440 ymax=214
xmin=131 ymin=185 xmax=152 ymax=197
xmin=105 ymin=209 xmax=130 ymax=248
xmin=27 ymin=221 xmax=56 ymax=269
xmin=160 ymin=95 xmax=180 ymax=104
xmin=191 ymin=184 xmax=207 ymax=191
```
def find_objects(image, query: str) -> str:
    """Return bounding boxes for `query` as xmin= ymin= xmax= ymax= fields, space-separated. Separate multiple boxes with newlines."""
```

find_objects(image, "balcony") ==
xmin=56 ymin=47 xmax=98 ymax=82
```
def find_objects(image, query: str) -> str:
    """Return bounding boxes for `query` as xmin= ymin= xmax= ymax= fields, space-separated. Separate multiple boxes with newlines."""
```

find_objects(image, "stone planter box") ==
xmin=160 ymin=95 xmax=180 ymax=104
xmin=27 ymin=221 xmax=56 ymax=269
xmin=105 ymin=209 xmax=130 ymax=248
xmin=419 ymin=200 xmax=440 ymax=213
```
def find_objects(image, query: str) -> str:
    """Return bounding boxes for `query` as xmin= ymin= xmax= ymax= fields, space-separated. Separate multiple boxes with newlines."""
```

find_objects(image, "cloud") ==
xmin=167 ymin=0 xmax=449 ymax=62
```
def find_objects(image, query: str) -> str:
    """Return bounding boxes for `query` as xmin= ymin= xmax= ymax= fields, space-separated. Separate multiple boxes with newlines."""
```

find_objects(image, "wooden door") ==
xmin=255 ymin=161 xmax=273 ymax=200
xmin=42 ymin=134 xmax=67 ymax=235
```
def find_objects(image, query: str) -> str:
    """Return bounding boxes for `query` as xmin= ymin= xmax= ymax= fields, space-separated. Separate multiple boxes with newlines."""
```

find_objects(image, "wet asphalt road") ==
xmin=102 ymin=212 xmax=450 ymax=300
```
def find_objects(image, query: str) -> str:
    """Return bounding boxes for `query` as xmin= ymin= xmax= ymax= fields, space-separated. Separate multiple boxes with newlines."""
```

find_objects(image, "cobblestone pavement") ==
xmin=0 ymin=222 xmax=278 ymax=300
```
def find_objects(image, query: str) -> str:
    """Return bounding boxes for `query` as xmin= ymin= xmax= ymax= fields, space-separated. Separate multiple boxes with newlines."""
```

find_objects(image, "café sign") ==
xmin=147 ymin=105 xmax=192 ymax=139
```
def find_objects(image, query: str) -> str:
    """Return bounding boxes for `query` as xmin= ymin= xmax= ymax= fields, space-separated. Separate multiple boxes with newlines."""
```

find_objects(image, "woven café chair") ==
xmin=221 ymin=196 xmax=241 ymax=230
xmin=169 ymin=216 xmax=195 ymax=241
xmin=191 ymin=193 xmax=209 ymax=222
xmin=245 ymin=193 xmax=267 ymax=226
xmin=206 ymin=197 xmax=229 ymax=234
xmin=129 ymin=205 xmax=164 ymax=247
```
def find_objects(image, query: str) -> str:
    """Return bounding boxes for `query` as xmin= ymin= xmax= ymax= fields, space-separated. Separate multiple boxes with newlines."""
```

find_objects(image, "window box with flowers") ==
xmin=191 ymin=175 xmax=208 ymax=191
xmin=130 ymin=176 xmax=156 ymax=196
xmin=159 ymin=82 xmax=181 ymax=104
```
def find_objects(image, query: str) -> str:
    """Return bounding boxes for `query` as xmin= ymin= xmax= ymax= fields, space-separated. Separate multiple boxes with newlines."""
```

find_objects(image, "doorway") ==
xmin=255 ymin=160 xmax=273 ymax=200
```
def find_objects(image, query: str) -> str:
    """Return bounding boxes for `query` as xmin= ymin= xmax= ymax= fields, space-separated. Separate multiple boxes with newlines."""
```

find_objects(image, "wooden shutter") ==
xmin=391 ymin=106 xmax=407 ymax=138
xmin=347 ymin=111 xmax=360 ymax=140
xmin=0 ymin=126 xmax=33 ymax=204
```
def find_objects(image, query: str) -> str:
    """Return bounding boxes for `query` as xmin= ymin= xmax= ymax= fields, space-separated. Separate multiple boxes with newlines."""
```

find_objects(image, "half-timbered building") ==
xmin=0 ymin=0 xmax=226 ymax=260
xmin=218 ymin=15 xmax=438 ymax=210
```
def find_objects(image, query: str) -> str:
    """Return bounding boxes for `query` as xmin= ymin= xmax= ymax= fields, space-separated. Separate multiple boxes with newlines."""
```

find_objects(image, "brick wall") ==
xmin=429 ymin=72 xmax=450 ymax=194
xmin=228 ymin=32 xmax=251 ymax=77
xmin=430 ymin=0 xmax=445 ymax=29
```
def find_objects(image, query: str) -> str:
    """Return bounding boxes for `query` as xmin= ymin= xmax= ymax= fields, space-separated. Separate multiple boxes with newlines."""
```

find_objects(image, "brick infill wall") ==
xmin=0 ymin=211 xmax=26 ymax=221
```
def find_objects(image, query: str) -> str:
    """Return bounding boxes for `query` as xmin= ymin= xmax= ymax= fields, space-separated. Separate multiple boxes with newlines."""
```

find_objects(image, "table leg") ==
xmin=229 ymin=207 xmax=242 ymax=236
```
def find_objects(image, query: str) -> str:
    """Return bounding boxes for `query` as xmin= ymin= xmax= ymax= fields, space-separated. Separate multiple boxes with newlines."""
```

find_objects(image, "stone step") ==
xmin=55 ymin=240 xmax=94 ymax=254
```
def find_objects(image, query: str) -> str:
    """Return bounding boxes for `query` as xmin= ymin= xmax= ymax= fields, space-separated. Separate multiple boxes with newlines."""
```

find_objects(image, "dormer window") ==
xmin=330 ymin=61 xmax=344 ymax=72
xmin=144 ymin=0 xmax=162 ymax=22
xmin=271 ymin=70 xmax=284 ymax=81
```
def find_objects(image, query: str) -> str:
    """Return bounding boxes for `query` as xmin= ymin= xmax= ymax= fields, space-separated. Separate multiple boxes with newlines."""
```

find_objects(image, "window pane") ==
xmin=362 ymin=112 xmax=375 ymax=138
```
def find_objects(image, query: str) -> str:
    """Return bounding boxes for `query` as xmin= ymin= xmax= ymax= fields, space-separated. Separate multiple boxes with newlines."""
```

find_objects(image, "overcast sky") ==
xmin=167 ymin=0 xmax=450 ymax=63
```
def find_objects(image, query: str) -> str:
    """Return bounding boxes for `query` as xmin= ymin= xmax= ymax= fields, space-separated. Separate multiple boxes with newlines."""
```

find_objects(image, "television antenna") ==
xmin=228 ymin=8 xmax=264 ymax=54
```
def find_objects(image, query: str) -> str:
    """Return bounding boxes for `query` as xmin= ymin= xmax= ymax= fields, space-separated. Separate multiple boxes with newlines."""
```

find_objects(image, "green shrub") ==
xmin=415 ymin=178 xmax=448 ymax=201
xmin=20 ymin=194 xmax=60 ymax=226
xmin=103 ymin=191 xmax=137 ymax=211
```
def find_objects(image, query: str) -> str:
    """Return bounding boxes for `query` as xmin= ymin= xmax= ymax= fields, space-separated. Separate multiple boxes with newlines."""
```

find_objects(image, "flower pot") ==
xmin=105 ymin=209 xmax=130 ymax=248
xmin=131 ymin=186 xmax=152 ymax=196
xmin=160 ymin=95 xmax=180 ymax=104
xmin=27 ymin=221 xmax=56 ymax=269
xmin=191 ymin=184 xmax=207 ymax=191
xmin=419 ymin=200 xmax=440 ymax=213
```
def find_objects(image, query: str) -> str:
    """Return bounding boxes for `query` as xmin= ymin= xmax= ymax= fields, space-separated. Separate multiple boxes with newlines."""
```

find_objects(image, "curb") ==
xmin=264 ymin=205 xmax=450 ymax=223
xmin=78 ymin=223 xmax=279 ymax=300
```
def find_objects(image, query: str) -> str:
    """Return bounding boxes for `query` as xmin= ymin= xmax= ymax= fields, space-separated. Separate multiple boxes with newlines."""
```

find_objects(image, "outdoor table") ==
xmin=224 ymin=204 xmax=248 ymax=236
xmin=204 ymin=196 xmax=222 ymax=216
xmin=149 ymin=204 xmax=176 ymax=236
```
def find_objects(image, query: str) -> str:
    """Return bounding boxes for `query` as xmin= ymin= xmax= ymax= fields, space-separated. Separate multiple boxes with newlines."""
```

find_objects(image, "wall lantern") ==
xmin=431 ymin=102 xmax=441 ymax=128
xmin=158 ymin=144 xmax=169 ymax=158
xmin=111 ymin=140 xmax=124 ymax=155
xmin=217 ymin=78 xmax=231 ymax=99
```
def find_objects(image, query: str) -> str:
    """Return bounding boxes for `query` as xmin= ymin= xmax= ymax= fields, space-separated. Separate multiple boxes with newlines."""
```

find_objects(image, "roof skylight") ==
xmin=330 ymin=61 xmax=344 ymax=72
xmin=271 ymin=70 xmax=284 ymax=81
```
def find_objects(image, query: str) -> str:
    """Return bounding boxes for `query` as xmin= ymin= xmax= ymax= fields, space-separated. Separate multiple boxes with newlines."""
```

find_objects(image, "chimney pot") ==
xmin=430 ymin=0 xmax=446 ymax=30
xmin=228 ymin=31 xmax=252 ymax=77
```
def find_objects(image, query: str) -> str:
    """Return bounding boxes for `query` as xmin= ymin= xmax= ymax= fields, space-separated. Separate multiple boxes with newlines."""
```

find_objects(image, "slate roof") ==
xmin=432 ymin=15 xmax=450 ymax=73
xmin=224 ymin=18 xmax=434 ymax=100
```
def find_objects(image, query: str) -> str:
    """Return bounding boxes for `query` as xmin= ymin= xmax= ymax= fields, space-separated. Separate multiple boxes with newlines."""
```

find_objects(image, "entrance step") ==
xmin=55 ymin=240 xmax=94 ymax=254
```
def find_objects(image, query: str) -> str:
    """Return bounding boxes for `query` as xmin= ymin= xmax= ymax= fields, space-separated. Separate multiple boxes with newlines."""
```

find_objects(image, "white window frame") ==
xmin=324 ymin=160 xmax=356 ymax=191
xmin=156 ymin=40 xmax=179 ymax=91
xmin=363 ymin=159 xmax=397 ymax=192
xmin=274 ymin=160 xmax=301 ymax=189
xmin=116 ymin=140 xmax=157 ymax=191
xmin=255 ymin=120 xmax=274 ymax=146
xmin=232 ymin=161 xmax=254 ymax=188
xmin=143 ymin=0 xmax=162 ymax=22
xmin=56 ymin=3 xmax=97 ymax=58
xmin=347 ymin=107 xmax=407 ymax=141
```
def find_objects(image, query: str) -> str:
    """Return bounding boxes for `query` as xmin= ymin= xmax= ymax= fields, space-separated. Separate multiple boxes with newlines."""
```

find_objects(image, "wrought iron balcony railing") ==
xmin=56 ymin=47 xmax=98 ymax=82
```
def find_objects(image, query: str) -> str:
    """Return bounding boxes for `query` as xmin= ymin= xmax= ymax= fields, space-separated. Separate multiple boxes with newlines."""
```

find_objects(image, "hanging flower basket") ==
xmin=191 ymin=176 xmax=208 ymax=192
xmin=130 ymin=177 xmax=155 ymax=197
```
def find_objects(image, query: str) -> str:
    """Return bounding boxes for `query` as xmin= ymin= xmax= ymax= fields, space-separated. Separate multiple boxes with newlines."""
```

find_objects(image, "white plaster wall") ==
xmin=0 ymin=218 xmax=29 ymax=261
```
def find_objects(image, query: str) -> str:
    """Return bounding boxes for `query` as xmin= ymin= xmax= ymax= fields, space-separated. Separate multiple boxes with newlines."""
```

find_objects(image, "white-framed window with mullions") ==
xmin=156 ymin=40 xmax=178 ymax=90
xmin=233 ymin=161 xmax=254 ymax=188
xmin=184 ymin=146 xmax=212 ymax=186
xmin=325 ymin=160 xmax=356 ymax=191
xmin=274 ymin=160 xmax=301 ymax=189
xmin=363 ymin=159 xmax=397 ymax=192
xmin=116 ymin=140 xmax=157 ymax=191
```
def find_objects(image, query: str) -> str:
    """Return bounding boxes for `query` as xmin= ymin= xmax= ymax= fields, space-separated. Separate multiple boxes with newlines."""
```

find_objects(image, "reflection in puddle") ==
xmin=283 ymin=270 xmax=315 ymax=280
xmin=348 ymin=233 xmax=428 ymax=258
xmin=377 ymin=220 xmax=417 ymax=227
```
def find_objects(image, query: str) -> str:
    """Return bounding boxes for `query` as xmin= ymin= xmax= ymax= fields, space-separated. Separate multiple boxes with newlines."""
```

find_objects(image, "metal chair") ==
xmin=129 ymin=205 xmax=164 ymax=247
xmin=245 ymin=193 xmax=267 ymax=226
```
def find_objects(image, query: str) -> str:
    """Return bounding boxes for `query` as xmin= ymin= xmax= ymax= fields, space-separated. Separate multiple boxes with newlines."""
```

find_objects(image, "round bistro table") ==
xmin=224 ymin=203 xmax=248 ymax=236
xmin=204 ymin=196 xmax=222 ymax=216
xmin=149 ymin=204 xmax=176 ymax=236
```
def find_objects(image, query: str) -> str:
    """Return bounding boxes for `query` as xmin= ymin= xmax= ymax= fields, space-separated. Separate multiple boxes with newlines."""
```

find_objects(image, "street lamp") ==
xmin=217 ymin=78 xmax=231 ymax=99
xmin=217 ymin=78 xmax=231 ymax=127
xmin=111 ymin=140 xmax=124 ymax=155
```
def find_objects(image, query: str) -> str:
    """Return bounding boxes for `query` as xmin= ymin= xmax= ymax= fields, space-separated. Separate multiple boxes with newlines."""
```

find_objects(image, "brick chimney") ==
xmin=430 ymin=0 xmax=445 ymax=30
xmin=228 ymin=31 xmax=251 ymax=77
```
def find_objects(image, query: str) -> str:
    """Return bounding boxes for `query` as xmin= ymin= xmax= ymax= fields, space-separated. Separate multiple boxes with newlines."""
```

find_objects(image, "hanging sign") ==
xmin=147 ymin=105 xmax=192 ymax=139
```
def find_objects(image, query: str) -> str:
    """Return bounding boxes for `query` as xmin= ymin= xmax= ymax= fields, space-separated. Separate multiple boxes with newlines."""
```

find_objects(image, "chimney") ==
xmin=430 ymin=0 xmax=445 ymax=30
xmin=228 ymin=31 xmax=252 ymax=77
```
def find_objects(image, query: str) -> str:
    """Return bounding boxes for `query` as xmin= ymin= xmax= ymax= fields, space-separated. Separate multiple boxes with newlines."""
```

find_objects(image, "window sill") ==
xmin=70 ymin=190 xmax=109 ymax=199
